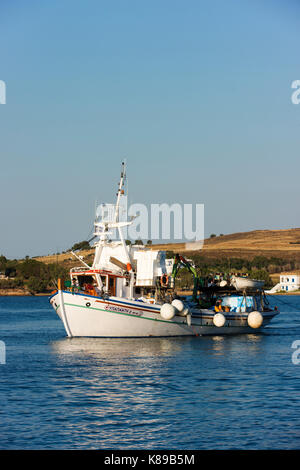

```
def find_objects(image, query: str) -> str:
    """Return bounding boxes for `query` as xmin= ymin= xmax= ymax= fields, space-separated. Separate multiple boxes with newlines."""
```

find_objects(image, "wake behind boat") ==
xmin=49 ymin=163 xmax=279 ymax=337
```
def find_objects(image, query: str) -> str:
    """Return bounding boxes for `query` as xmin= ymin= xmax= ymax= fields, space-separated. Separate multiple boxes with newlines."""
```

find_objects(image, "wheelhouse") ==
xmin=69 ymin=267 xmax=130 ymax=297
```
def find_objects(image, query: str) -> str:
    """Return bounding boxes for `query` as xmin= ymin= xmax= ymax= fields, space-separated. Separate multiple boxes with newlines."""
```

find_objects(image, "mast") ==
xmin=92 ymin=162 xmax=134 ymax=296
xmin=115 ymin=162 xmax=132 ymax=271
xmin=114 ymin=161 xmax=126 ymax=224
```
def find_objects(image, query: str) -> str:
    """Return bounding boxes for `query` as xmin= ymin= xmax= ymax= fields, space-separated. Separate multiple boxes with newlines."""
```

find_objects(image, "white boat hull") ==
xmin=231 ymin=276 xmax=264 ymax=290
xmin=50 ymin=291 xmax=277 ymax=337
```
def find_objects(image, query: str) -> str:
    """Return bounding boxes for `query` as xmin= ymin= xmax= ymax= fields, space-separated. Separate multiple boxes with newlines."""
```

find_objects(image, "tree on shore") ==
xmin=71 ymin=241 xmax=90 ymax=251
xmin=26 ymin=277 xmax=48 ymax=295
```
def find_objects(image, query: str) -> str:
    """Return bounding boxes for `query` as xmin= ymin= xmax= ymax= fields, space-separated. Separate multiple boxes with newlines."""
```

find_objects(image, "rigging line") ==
xmin=83 ymin=199 xmax=99 ymax=243
xmin=82 ymin=225 xmax=94 ymax=244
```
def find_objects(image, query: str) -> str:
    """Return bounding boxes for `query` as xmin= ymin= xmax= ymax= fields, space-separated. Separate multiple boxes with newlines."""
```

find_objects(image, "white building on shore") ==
xmin=266 ymin=271 xmax=300 ymax=293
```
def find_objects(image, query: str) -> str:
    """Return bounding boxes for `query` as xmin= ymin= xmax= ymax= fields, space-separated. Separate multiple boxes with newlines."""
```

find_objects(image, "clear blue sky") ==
xmin=1 ymin=0 xmax=300 ymax=258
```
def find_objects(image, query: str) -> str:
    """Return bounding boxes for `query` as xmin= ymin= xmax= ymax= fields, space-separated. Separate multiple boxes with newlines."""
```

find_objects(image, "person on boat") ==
xmin=214 ymin=299 xmax=223 ymax=312
xmin=83 ymin=282 xmax=94 ymax=294
xmin=71 ymin=278 xmax=79 ymax=293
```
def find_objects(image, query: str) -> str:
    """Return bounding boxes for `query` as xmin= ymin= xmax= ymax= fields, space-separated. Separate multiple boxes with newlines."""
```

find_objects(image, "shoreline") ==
xmin=1 ymin=288 xmax=300 ymax=297
xmin=0 ymin=289 xmax=51 ymax=297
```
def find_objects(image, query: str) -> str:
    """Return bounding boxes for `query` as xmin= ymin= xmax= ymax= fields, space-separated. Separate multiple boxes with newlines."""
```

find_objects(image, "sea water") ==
xmin=0 ymin=295 xmax=299 ymax=449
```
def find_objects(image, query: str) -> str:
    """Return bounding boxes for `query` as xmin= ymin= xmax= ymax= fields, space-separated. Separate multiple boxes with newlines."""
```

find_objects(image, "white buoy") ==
xmin=186 ymin=313 xmax=192 ymax=326
xmin=175 ymin=307 xmax=190 ymax=317
xmin=181 ymin=307 xmax=190 ymax=317
xmin=160 ymin=303 xmax=177 ymax=320
xmin=172 ymin=299 xmax=185 ymax=312
xmin=247 ymin=311 xmax=263 ymax=329
xmin=213 ymin=313 xmax=226 ymax=327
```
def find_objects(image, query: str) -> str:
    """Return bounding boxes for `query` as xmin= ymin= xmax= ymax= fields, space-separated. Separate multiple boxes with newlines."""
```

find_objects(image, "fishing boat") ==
xmin=49 ymin=163 xmax=279 ymax=337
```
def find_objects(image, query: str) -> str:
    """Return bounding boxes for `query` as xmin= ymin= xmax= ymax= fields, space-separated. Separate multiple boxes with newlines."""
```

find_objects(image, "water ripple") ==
xmin=0 ymin=295 xmax=300 ymax=449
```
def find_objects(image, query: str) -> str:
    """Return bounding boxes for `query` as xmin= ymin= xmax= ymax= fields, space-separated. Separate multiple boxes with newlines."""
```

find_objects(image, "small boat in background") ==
xmin=230 ymin=275 xmax=265 ymax=291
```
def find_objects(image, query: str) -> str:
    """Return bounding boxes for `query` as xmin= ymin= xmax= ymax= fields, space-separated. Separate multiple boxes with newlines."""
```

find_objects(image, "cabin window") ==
xmin=77 ymin=275 xmax=95 ymax=289
xmin=292 ymin=278 xmax=295 ymax=283
xmin=108 ymin=276 xmax=116 ymax=296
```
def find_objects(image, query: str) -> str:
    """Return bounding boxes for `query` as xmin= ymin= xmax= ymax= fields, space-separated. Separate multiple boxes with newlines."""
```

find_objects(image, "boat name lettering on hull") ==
xmin=105 ymin=305 xmax=142 ymax=316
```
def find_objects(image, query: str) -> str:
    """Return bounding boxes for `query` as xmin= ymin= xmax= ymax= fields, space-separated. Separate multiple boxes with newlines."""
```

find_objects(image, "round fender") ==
xmin=171 ymin=299 xmax=185 ymax=312
xmin=213 ymin=313 xmax=226 ymax=327
xmin=247 ymin=311 xmax=263 ymax=329
xmin=160 ymin=303 xmax=176 ymax=320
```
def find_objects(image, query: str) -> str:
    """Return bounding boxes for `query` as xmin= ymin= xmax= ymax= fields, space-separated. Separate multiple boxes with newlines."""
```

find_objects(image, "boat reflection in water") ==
xmin=51 ymin=336 xmax=185 ymax=360
xmin=51 ymin=333 xmax=264 ymax=365
xmin=47 ymin=334 xmax=277 ymax=450
xmin=50 ymin=337 xmax=191 ymax=420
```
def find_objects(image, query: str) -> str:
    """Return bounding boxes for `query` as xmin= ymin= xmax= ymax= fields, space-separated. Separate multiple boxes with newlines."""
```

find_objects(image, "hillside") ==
xmin=35 ymin=228 xmax=300 ymax=265
xmin=202 ymin=228 xmax=300 ymax=252
xmin=149 ymin=228 xmax=300 ymax=261
xmin=2 ymin=228 xmax=298 ymax=295
xmin=34 ymin=249 xmax=95 ymax=268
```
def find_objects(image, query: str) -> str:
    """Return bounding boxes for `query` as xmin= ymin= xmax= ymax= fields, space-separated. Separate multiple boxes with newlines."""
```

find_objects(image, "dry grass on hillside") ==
xmin=35 ymin=228 xmax=300 ymax=265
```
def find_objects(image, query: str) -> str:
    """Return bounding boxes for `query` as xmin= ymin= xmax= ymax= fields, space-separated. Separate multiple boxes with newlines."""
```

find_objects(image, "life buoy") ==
xmin=160 ymin=274 xmax=169 ymax=287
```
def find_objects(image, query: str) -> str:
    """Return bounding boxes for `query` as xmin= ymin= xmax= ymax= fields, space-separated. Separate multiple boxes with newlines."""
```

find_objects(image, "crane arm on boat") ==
xmin=171 ymin=254 xmax=201 ymax=302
